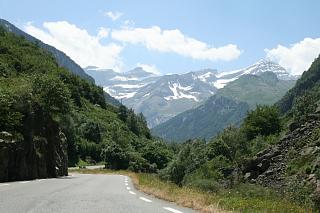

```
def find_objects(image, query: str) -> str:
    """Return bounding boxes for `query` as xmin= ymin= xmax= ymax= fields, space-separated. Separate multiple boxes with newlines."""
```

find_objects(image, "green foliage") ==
xmin=101 ymin=140 xmax=130 ymax=169
xmin=32 ymin=74 xmax=71 ymax=115
xmin=118 ymin=104 xmax=128 ymax=122
xmin=160 ymin=140 xmax=207 ymax=185
xmin=140 ymin=140 xmax=172 ymax=170
xmin=80 ymin=121 xmax=102 ymax=144
xmin=277 ymin=55 xmax=320 ymax=114
xmin=242 ymin=105 xmax=281 ymax=140
xmin=0 ymin=90 xmax=23 ymax=131
xmin=291 ymin=86 xmax=320 ymax=123
xmin=184 ymin=156 xmax=232 ymax=191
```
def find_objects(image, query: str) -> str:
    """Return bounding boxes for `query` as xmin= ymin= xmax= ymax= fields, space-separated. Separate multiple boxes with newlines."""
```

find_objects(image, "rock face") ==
xmin=0 ymin=109 xmax=68 ymax=182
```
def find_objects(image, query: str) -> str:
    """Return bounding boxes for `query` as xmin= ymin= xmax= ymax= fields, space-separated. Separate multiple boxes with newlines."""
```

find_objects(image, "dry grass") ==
xmin=128 ymin=173 xmax=229 ymax=213
xmin=70 ymin=169 xmax=310 ymax=213
xmin=70 ymin=169 xmax=228 ymax=213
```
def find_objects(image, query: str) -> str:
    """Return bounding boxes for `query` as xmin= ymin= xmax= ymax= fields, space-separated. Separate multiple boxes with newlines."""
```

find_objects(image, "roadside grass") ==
xmin=70 ymin=169 xmax=311 ymax=213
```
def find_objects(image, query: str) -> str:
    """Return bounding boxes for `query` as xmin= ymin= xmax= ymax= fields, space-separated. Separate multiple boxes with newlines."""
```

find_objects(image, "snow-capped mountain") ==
xmin=85 ymin=60 xmax=297 ymax=127
xmin=85 ymin=67 xmax=159 ymax=100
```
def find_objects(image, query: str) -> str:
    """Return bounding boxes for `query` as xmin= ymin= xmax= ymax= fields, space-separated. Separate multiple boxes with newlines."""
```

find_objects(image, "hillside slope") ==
xmin=0 ymin=26 xmax=172 ymax=182
xmin=0 ymin=19 xmax=94 ymax=83
xmin=219 ymin=72 xmax=295 ymax=109
xmin=152 ymin=96 xmax=249 ymax=142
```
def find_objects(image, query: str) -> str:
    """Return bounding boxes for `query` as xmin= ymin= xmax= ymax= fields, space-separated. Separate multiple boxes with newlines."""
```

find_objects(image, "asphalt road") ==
xmin=0 ymin=173 xmax=196 ymax=213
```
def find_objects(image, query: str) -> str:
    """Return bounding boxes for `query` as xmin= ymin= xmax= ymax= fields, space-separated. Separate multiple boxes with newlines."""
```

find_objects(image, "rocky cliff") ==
xmin=0 ymin=109 xmax=68 ymax=182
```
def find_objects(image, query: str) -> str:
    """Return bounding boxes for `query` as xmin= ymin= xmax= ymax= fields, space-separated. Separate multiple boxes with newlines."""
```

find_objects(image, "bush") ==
xmin=0 ymin=91 xmax=23 ymax=132
xmin=32 ymin=74 xmax=71 ymax=115
xmin=242 ymin=105 xmax=281 ymax=140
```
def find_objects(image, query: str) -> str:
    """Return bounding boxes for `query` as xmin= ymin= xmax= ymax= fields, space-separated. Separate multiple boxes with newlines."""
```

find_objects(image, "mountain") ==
xmin=218 ymin=72 xmax=296 ymax=108
xmin=0 ymin=22 xmax=172 ymax=182
xmin=0 ymin=19 xmax=94 ymax=83
xmin=122 ymin=69 xmax=218 ymax=127
xmin=85 ymin=66 xmax=159 ymax=99
xmin=152 ymin=72 xmax=296 ymax=142
xmin=86 ymin=60 xmax=297 ymax=127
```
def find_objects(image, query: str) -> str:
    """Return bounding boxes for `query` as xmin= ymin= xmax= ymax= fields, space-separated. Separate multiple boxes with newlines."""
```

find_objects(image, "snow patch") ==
xmin=113 ymin=84 xmax=146 ymax=89
xmin=164 ymin=83 xmax=198 ymax=101
xmin=142 ymin=93 xmax=150 ymax=97
xmin=198 ymin=72 xmax=214 ymax=82
xmin=111 ymin=76 xmax=139 ymax=81
xmin=213 ymin=77 xmax=238 ymax=89
xmin=113 ymin=92 xmax=137 ymax=99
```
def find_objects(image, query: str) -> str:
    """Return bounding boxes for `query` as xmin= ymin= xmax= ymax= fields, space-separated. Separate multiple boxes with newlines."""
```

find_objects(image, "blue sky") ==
xmin=1 ymin=0 xmax=320 ymax=75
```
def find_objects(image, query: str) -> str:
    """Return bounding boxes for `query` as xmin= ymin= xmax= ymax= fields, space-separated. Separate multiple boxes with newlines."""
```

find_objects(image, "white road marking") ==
xmin=125 ymin=183 xmax=128 ymax=186
xmin=126 ymin=187 xmax=131 ymax=190
xmin=163 ymin=207 xmax=184 ymax=213
xmin=139 ymin=197 xmax=152 ymax=203
xmin=129 ymin=191 xmax=136 ymax=195
xmin=0 ymin=184 xmax=10 ymax=187
xmin=19 ymin=181 xmax=30 ymax=184
xmin=37 ymin=179 xmax=45 ymax=182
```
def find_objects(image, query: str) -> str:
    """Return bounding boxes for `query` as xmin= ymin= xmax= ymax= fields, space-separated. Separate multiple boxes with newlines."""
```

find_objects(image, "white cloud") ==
xmin=97 ymin=27 xmax=110 ymax=40
xmin=123 ymin=20 xmax=135 ymax=27
xmin=137 ymin=63 xmax=161 ymax=75
xmin=111 ymin=26 xmax=241 ymax=61
xmin=265 ymin=38 xmax=320 ymax=75
xmin=104 ymin=11 xmax=123 ymax=21
xmin=24 ymin=21 xmax=123 ymax=71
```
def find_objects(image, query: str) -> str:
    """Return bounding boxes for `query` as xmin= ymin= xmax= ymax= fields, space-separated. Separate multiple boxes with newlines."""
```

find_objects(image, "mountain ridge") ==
xmin=86 ymin=60 xmax=297 ymax=127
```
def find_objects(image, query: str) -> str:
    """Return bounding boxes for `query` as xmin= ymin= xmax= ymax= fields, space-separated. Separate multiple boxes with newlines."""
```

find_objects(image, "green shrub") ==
xmin=242 ymin=105 xmax=281 ymax=140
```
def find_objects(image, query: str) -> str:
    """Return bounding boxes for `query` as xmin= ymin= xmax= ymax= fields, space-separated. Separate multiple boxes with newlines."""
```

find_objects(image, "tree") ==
xmin=81 ymin=121 xmax=102 ymax=144
xmin=32 ymin=75 xmax=71 ymax=115
xmin=0 ymin=91 xmax=23 ymax=131
xmin=118 ymin=104 xmax=128 ymax=122
xmin=292 ymin=88 xmax=319 ymax=123
xmin=101 ymin=141 xmax=129 ymax=169
xmin=242 ymin=105 xmax=281 ymax=140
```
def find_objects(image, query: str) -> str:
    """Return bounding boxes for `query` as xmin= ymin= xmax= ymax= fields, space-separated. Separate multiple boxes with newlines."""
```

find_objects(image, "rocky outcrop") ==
xmin=243 ymin=117 xmax=320 ymax=186
xmin=242 ymin=113 xmax=320 ymax=208
xmin=0 ymin=109 xmax=68 ymax=182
